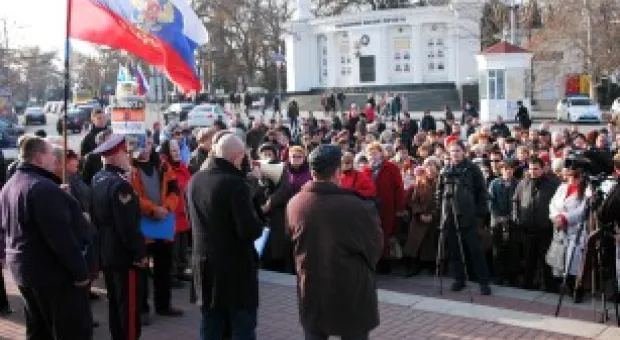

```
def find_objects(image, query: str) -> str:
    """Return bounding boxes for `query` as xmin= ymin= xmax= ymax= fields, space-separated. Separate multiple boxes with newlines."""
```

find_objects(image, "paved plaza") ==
xmin=0 ymin=270 xmax=619 ymax=339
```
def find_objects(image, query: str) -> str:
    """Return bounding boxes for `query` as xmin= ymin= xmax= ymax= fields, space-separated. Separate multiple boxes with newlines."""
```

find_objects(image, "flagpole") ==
xmin=62 ymin=0 xmax=73 ymax=184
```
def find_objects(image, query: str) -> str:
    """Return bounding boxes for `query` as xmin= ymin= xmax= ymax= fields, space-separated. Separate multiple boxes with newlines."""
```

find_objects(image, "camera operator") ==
xmin=512 ymin=156 xmax=560 ymax=292
xmin=437 ymin=141 xmax=491 ymax=295
xmin=598 ymin=153 xmax=620 ymax=240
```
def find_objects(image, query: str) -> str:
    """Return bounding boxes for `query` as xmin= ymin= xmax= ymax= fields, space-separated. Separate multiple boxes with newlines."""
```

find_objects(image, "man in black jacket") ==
xmin=438 ymin=141 xmax=491 ymax=295
xmin=80 ymin=109 xmax=108 ymax=157
xmin=0 ymin=135 xmax=94 ymax=339
xmin=189 ymin=127 xmax=216 ymax=174
xmin=186 ymin=133 xmax=263 ymax=339
xmin=420 ymin=110 xmax=436 ymax=132
xmin=513 ymin=156 xmax=560 ymax=291
xmin=82 ymin=128 xmax=112 ymax=186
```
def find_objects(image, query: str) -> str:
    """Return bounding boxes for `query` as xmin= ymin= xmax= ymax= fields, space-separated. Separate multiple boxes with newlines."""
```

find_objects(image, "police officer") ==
xmin=90 ymin=135 xmax=147 ymax=340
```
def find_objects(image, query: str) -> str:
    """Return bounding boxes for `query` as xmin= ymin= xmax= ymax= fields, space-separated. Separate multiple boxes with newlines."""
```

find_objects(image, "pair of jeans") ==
xmin=200 ymin=307 xmax=257 ymax=340
xmin=304 ymin=329 xmax=369 ymax=340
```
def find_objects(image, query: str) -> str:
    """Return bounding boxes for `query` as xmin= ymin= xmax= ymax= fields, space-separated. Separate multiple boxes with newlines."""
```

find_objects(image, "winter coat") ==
xmin=548 ymin=183 xmax=588 ymax=275
xmin=513 ymin=175 xmax=560 ymax=234
xmin=185 ymin=157 xmax=263 ymax=308
xmin=420 ymin=115 xmax=436 ymax=132
xmin=286 ymin=163 xmax=312 ymax=195
xmin=164 ymin=159 xmax=192 ymax=233
xmin=286 ymin=181 xmax=382 ymax=336
xmin=339 ymin=169 xmax=376 ymax=198
xmin=488 ymin=177 xmax=518 ymax=226
xmin=404 ymin=181 xmax=438 ymax=262
xmin=362 ymin=161 xmax=405 ymax=256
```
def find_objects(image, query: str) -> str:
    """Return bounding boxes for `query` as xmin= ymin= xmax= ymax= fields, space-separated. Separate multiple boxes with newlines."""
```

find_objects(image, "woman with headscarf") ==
xmin=159 ymin=139 xmax=192 ymax=287
xmin=403 ymin=166 xmax=438 ymax=277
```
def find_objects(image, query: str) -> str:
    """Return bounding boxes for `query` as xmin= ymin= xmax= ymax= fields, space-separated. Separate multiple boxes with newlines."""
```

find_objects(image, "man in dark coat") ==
xmin=491 ymin=116 xmax=511 ymax=138
xmin=185 ymin=133 xmax=263 ymax=339
xmin=287 ymin=144 xmax=383 ymax=340
xmin=0 ymin=135 xmax=94 ymax=339
xmin=516 ymin=101 xmax=532 ymax=130
xmin=513 ymin=156 xmax=560 ymax=291
xmin=438 ymin=141 xmax=491 ymax=295
xmin=80 ymin=109 xmax=109 ymax=157
xmin=82 ymin=128 xmax=112 ymax=186
xmin=420 ymin=110 xmax=436 ymax=132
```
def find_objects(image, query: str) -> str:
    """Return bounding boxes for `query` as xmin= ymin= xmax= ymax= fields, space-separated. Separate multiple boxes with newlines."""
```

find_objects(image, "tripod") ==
xmin=435 ymin=175 xmax=474 ymax=302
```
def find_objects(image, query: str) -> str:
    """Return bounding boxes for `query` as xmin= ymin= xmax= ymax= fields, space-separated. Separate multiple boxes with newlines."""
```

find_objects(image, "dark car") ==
xmin=0 ymin=118 xmax=25 ymax=148
xmin=24 ymin=107 xmax=46 ymax=125
xmin=163 ymin=102 xmax=195 ymax=124
xmin=57 ymin=108 xmax=90 ymax=134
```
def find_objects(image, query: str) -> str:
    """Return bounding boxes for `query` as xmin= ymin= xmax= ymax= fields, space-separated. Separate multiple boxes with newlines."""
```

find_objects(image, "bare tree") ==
xmin=531 ymin=0 xmax=620 ymax=101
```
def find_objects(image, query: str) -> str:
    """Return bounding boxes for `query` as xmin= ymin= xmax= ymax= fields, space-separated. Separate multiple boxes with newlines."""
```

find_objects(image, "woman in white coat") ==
xmin=548 ymin=166 xmax=588 ymax=303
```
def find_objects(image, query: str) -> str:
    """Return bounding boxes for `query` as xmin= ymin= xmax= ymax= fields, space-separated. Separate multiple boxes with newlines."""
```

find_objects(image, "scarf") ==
xmin=371 ymin=160 xmax=383 ymax=181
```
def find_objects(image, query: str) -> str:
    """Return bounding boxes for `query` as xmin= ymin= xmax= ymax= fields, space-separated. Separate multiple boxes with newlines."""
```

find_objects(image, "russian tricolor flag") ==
xmin=70 ymin=0 xmax=208 ymax=93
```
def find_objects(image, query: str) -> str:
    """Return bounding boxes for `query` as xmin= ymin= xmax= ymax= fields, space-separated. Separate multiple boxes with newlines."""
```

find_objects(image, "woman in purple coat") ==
xmin=286 ymin=146 xmax=312 ymax=195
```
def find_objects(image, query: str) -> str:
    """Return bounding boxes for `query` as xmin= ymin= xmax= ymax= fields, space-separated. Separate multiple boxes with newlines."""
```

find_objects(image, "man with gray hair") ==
xmin=186 ymin=133 xmax=263 ymax=340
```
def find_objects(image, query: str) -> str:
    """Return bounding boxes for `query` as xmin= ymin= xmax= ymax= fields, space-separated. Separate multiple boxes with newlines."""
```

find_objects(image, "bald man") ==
xmin=185 ymin=134 xmax=263 ymax=340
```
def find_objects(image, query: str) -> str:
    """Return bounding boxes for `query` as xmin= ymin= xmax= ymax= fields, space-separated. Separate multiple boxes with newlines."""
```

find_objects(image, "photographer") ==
xmin=437 ymin=141 xmax=491 ymax=295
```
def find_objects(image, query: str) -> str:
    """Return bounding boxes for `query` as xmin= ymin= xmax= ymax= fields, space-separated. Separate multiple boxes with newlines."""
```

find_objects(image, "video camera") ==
xmin=564 ymin=149 xmax=613 ymax=176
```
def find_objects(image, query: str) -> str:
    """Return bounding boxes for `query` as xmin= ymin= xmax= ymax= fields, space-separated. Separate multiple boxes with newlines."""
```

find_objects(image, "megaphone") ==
xmin=253 ymin=160 xmax=285 ymax=185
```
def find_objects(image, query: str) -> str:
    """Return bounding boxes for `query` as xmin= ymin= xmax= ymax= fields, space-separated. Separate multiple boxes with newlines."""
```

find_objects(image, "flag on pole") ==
xmin=70 ymin=0 xmax=208 ymax=93
xmin=135 ymin=64 xmax=149 ymax=95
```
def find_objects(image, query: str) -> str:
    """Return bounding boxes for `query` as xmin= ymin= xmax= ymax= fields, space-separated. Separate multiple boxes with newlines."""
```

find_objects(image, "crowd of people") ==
xmin=1 ymin=94 xmax=620 ymax=340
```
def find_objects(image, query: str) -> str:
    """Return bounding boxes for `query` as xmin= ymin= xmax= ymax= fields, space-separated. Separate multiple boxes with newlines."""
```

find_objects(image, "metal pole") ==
xmin=509 ymin=0 xmax=516 ymax=45
xmin=276 ymin=44 xmax=282 ymax=100
xmin=62 ymin=0 xmax=73 ymax=184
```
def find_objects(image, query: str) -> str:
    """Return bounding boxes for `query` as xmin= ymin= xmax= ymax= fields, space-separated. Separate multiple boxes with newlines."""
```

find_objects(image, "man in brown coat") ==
xmin=287 ymin=144 xmax=383 ymax=340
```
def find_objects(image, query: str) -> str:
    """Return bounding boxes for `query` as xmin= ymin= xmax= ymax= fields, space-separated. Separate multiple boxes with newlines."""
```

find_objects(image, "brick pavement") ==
xmin=0 ymin=269 xmax=600 ymax=340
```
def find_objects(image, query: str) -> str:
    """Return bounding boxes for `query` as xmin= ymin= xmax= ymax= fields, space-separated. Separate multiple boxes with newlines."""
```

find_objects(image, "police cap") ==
xmin=91 ymin=134 xmax=126 ymax=156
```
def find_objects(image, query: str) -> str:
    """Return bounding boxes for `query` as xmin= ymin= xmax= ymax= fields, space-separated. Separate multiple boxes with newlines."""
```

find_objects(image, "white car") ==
xmin=556 ymin=96 xmax=602 ymax=122
xmin=611 ymin=97 xmax=620 ymax=114
xmin=187 ymin=104 xmax=230 ymax=128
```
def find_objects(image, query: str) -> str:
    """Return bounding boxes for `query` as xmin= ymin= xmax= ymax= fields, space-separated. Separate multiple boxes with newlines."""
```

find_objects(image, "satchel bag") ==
xmin=546 ymin=230 xmax=567 ymax=276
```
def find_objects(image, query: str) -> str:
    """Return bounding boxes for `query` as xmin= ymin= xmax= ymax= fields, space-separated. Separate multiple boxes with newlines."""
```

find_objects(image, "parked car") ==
xmin=0 ymin=118 xmax=25 ymax=148
xmin=24 ymin=107 xmax=47 ymax=125
xmin=163 ymin=102 xmax=195 ymax=124
xmin=187 ymin=104 xmax=230 ymax=128
xmin=556 ymin=95 xmax=602 ymax=123
xmin=57 ymin=108 xmax=90 ymax=134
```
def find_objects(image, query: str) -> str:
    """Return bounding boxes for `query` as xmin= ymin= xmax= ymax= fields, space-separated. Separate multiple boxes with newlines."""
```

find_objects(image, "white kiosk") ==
xmin=475 ymin=41 xmax=533 ymax=123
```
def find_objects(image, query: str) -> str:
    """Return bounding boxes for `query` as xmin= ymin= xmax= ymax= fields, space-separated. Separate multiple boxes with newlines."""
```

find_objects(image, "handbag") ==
xmin=546 ymin=230 xmax=567 ymax=276
xmin=388 ymin=236 xmax=403 ymax=259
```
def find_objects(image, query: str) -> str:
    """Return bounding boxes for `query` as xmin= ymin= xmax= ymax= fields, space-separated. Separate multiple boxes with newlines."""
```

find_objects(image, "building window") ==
xmin=428 ymin=63 xmax=435 ymax=70
xmin=487 ymin=69 xmax=506 ymax=99
xmin=438 ymin=63 xmax=444 ymax=70
xmin=426 ymin=37 xmax=446 ymax=74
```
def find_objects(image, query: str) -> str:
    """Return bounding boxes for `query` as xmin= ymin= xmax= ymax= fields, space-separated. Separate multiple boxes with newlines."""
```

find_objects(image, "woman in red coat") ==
xmin=362 ymin=142 xmax=406 ymax=274
xmin=159 ymin=139 xmax=192 ymax=283
xmin=339 ymin=151 xmax=376 ymax=198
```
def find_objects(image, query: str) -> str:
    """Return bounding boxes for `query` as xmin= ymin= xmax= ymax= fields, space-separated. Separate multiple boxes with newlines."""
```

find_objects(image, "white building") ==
xmin=284 ymin=0 xmax=484 ymax=93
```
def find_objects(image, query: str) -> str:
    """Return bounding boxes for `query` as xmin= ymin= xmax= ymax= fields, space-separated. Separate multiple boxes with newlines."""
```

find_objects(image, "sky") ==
xmin=2 ymin=0 xmax=95 ymax=57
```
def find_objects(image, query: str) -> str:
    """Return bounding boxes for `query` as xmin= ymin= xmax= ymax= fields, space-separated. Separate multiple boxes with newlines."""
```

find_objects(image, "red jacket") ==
xmin=162 ymin=158 xmax=192 ymax=233
xmin=340 ymin=169 xmax=376 ymax=198
xmin=362 ymin=161 xmax=405 ymax=244
xmin=363 ymin=107 xmax=376 ymax=123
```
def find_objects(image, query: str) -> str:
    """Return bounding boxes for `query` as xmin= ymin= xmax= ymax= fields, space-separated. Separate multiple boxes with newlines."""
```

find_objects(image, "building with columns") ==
xmin=284 ymin=0 xmax=484 ymax=93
